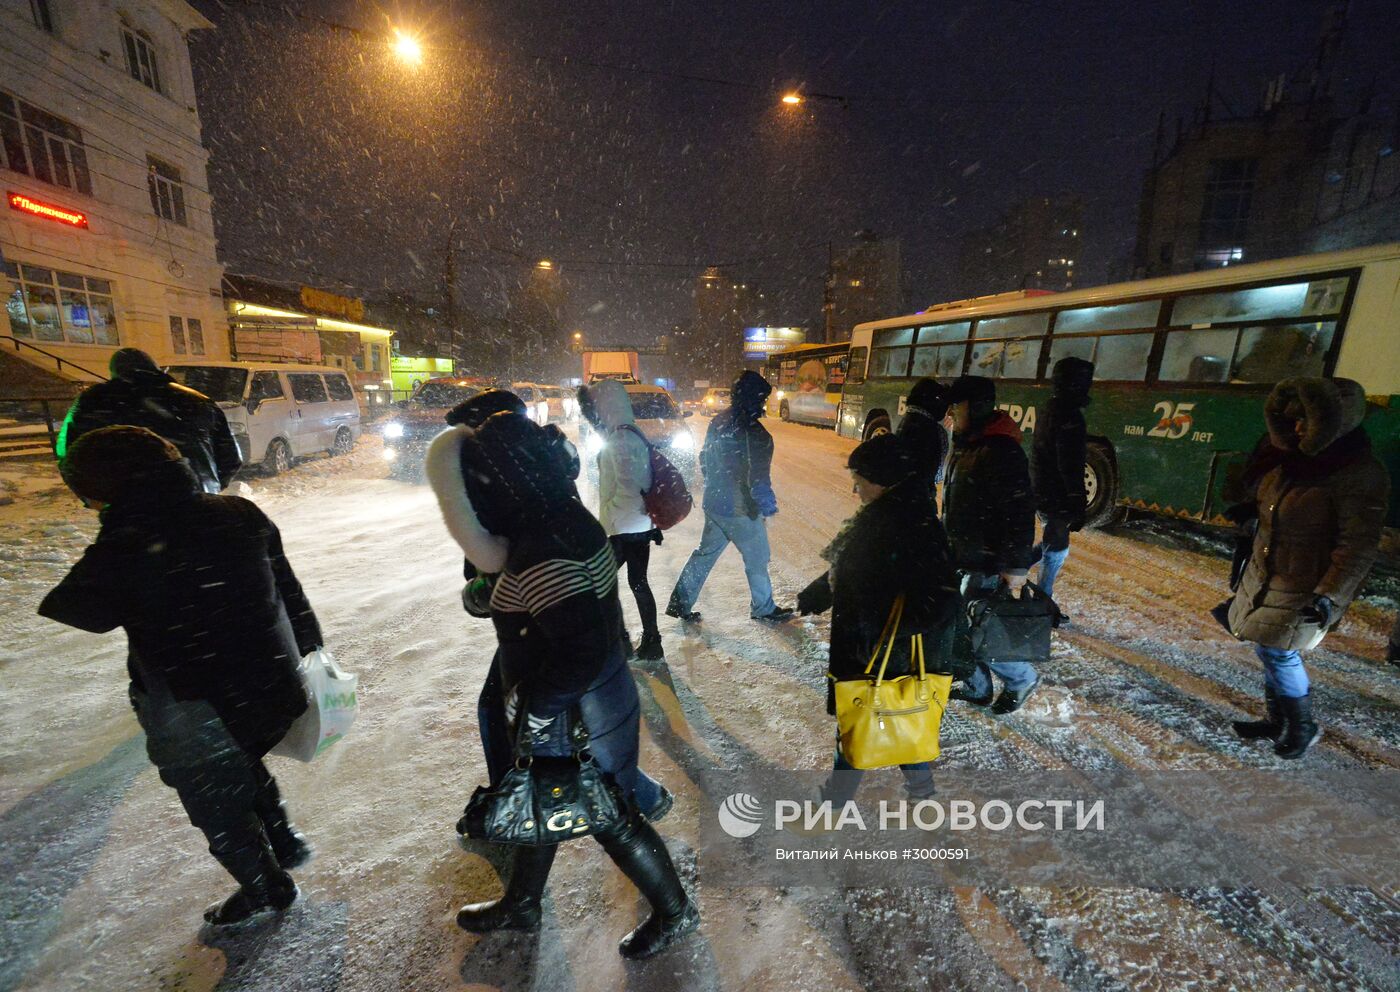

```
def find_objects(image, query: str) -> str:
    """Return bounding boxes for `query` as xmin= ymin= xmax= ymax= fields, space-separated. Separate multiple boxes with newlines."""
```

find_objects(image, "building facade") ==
xmin=0 ymin=0 xmax=228 ymax=383
xmin=957 ymin=197 xmax=1083 ymax=298
xmin=826 ymin=231 xmax=901 ymax=341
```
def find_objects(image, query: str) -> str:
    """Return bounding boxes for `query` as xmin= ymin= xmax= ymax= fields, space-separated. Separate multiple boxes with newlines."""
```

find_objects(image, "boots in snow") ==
xmin=1232 ymin=686 xmax=1283 ymax=741
xmin=754 ymin=606 xmax=795 ymax=624
xmin=645 ymin=785 xmax=674 ymax=823
xmin=204 ymin=832 xmax=299 ymax=929
xmin=635 ymin=630 xmax=665 ymax=661
xmin=991 ymin=674 xmax=1041 ymax=715
xmin=665 ymin=597 xmax=701 ymax=623
xmin=1274 ymin=693 xmax=1321 ymax=760
xmin=253 ymin=779 xmax=313 ymax=869
xmin=597 ymin=813 xmax=699 ymax=959
xmin=950 ymin=664 xmax=994 ymax=706
xmin=457 ymin=844 xmax=557 ymax=932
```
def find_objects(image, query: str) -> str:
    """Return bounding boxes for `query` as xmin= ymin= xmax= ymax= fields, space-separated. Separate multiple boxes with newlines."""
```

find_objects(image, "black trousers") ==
xmin=611 ymin=532 xmax=660 ymax=638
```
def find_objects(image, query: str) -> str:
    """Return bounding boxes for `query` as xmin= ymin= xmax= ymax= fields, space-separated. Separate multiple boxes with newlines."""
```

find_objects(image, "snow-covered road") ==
xmin=2 ymin=420 xmax=1397 ymax=992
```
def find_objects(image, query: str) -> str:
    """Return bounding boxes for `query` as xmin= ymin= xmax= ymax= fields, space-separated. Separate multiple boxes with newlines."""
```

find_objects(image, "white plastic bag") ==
xmin=272 ymin=649 xmax=358 ymax=762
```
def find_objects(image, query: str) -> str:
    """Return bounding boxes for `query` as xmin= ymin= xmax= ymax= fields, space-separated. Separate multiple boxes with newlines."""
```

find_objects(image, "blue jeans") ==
xmin=962 ymin=571 xmax=1039 ymax=693
xmin=824 ymin=734 xmax=934 ymax=806
xmin=1036 ymin=513 xmax=1073 ymax=599
xmin=1254 ymin=644 xmax=1310 ymax=698
xmin=1038 ymin=547 xmax=1070 ymax=599
xmin=671 ymin=511 xmax=777 ymax=618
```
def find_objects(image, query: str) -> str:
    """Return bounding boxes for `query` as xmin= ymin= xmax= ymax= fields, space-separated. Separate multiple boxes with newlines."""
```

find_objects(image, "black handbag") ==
xmin=966 ymin=581 xmax=1061 ymax=666
xmin=460 ymin=705 xmax=626 ymax=846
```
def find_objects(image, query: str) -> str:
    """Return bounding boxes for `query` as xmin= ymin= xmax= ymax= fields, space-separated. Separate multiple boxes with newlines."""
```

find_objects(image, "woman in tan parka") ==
xmin=1227 ymin=377 xmax=1389 ymax=759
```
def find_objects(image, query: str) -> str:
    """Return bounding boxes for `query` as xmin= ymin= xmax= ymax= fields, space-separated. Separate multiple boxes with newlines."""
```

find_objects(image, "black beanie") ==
xmin=945 ymin=375 xmax=997 ymax=418
xmin=905 ymin=378 xmax=950 ymax=421
xmin=462 ymin=412 xmax=577 ymax=535
xmin=445 ymin=388 xmax=526 ymax=429
xmin=847 ymin=434 xmax=916 ymax=487
xmin=64 ymin=425 xmax=181 ymax=504
xmin=109 ymin=348 xmax=161 ymax=380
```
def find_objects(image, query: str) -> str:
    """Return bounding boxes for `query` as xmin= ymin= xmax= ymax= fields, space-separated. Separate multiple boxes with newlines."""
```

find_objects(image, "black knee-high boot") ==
xmin=457 ymin=844 xmax=558 ymax=932
xmin=596 ymin=813 xmax=699 ymax=959
xmin=204 ymin=824 xmax=299 ymax=928
xmin=1232 ymin=685 xmax=1283 ymax=740
xmin=252 ymin=772 xmax=313 ymax=869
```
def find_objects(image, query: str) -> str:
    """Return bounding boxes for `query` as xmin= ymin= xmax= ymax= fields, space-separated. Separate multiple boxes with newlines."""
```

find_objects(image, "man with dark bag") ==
xmin=1030 ymin=357 xmax=1094 ymax=603
xmin=941 ymin=375 xmax=1043 ymax=714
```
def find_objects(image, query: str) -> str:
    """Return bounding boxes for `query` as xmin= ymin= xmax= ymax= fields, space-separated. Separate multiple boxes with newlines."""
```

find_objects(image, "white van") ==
xmin=165 ymin=361 xmax=362 ymax=475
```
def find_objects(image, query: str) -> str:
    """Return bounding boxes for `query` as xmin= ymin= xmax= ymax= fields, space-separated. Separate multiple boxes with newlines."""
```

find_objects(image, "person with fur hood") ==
xmin=586 ymin=379 xmax=665 ymax=660
xmin=1225 ymin=377 xmax=1388 ymax=759
xmin=424 ymin=411 xmax=697 ymax=958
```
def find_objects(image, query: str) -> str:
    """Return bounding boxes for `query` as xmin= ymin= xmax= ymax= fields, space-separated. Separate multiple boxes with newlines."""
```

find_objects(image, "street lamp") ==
xmin=536 ymin=259 xmax=554 ymax=270
xmin=391 ymin=28 xmax=423 ymax=65
xmin=781 ymin=92 xmax=803 ymax=106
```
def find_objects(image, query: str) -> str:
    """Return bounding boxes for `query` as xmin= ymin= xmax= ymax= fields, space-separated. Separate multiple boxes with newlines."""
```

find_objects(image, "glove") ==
xmin=1298 ymin=595 xmax=1337 ymax=629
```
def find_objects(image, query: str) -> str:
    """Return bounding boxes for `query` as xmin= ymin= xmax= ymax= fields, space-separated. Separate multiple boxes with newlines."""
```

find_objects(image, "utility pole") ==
xmin=443 ymin=218 xmax=459 ymax=373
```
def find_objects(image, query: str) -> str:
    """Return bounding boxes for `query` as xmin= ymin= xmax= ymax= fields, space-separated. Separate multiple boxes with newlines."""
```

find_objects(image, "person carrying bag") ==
xmin=964 ymin=580 xmax=1061 ymax=667
xmin=798 ymin=435 xmax=962 ymax=806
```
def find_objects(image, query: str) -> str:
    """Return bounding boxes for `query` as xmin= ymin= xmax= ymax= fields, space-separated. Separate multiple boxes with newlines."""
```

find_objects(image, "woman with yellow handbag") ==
xmin=796 ymin=435 xmax=963 ymax=806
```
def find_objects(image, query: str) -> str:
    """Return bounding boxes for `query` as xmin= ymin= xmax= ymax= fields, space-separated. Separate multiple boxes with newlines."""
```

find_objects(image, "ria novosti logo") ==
xmin=717 ymin=793 xmax=764 ymax=838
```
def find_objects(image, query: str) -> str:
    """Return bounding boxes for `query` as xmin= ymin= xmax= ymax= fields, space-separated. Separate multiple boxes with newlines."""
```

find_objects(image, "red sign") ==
xmin=8 ymin=191 xmax=88 ymax=228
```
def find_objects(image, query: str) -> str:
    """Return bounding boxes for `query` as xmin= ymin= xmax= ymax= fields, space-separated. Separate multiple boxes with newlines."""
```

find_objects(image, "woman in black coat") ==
xmin=797 ymin=435 xmax=962 ymax=804
xmin=426 ymin=411 xmax=698 ymax=960
xmin=39 ymin=427 xmax=321 ymax=929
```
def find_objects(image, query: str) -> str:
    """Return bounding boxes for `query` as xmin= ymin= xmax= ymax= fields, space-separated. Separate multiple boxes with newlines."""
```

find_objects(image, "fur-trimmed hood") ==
xmin=425 ymin=425 xmax=509 ymax=574
xmin=1264 ymin=377 xmax=1367 ymax=456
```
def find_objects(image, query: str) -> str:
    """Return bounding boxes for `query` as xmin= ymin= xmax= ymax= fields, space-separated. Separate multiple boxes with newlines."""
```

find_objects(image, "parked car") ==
xmin=511 ymin=382 xmax=552 ymax=426
xmin=380 ymin=377 xmax=486 ymax=475
xmin=580 ymin=383 xmax=696 ymax=480
xmin=540 ymin=385 xmax=577 ymax=423
xmin=698 ymin=386 xmax=730 ymax=416
xmin=165 ymin=361 xmax=361 ymax=475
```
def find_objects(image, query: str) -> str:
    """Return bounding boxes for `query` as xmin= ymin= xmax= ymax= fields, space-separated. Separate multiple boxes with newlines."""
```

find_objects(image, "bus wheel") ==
xmin=863 ymin=414 xmax=891 ymax=441
xmin=1083 ymin=443 xmax=1125 ymax=529
xmin=779 ymin=400 xmax=790 ymax=422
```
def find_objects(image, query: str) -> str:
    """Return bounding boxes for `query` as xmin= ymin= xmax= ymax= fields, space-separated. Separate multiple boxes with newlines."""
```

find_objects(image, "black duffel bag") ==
xmin=460 ymin=704 xmax=626 ymax=846
xmin=966 ymin=581 xmax=1061 ymax=666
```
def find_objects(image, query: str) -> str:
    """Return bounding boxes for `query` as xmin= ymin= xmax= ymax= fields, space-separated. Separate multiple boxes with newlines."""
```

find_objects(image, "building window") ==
xmin=122 ymin=25 xmax=162 ymax=93
xmin=1196 ymin=158 xmax=1257 ymax=267
xmin=147 ymin=157 xmax=186 ymax=224
xmin=168 ymin=315 xmax=205 ymax=355
xmin=30 ymin=0 xmax=54 ymax=31
xmin=0 ymin=92 xmax=92 ymax=195
xmin=4 ymin=261 xmax=118 ymax=345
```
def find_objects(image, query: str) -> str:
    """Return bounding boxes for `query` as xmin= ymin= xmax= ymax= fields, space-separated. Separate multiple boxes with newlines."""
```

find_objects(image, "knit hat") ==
xmin=847 ymin=434 xmax=916 ymax=487
xmin=731 ymin=370 xmax=772 ymax=413
xmin=904 ymin=377 xmax=949 ymax=422
xmin=945 ymin=374 xmax=997 ymax=418
xmin=445 ymin=388 xmax=526 ymax=430
xmin=64 ymin=425 xmax=182 ymax=504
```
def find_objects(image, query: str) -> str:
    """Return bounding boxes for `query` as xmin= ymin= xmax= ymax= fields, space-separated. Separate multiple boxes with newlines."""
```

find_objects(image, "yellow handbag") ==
xmin=834 ymin=595 xmax=952 ymax=770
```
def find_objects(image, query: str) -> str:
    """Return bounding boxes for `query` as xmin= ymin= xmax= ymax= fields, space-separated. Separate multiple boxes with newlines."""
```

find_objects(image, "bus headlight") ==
xmin=382 ymin=422 xmax=405 ymax=439
xmin=669 ymin=431 xmax=694 ymax=452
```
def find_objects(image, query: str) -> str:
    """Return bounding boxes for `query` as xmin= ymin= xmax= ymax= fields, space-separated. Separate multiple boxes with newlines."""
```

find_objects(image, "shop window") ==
xmin=370 ymin=344 xmax=383 ymax=372
xmin=0 ymin=91 xmax=92 ymax=194
xmin=168 ymin=316 xmax=205 ymax=356
xmin=122 ymin=25 xmax=163 ymax=93
xmin=4 ymin=261 xmax=117 ymax=345
xmin=147 ymin=157 xmax=187 ymax=225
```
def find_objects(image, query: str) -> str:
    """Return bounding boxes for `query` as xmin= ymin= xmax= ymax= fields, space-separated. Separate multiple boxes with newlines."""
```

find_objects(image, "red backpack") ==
xmin=619 ymin=424 xmax=693 ymax=530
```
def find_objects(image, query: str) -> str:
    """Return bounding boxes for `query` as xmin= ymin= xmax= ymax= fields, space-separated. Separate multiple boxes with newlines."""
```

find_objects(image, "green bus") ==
xmin=836 ymin=243 xmax=1400 ymax=528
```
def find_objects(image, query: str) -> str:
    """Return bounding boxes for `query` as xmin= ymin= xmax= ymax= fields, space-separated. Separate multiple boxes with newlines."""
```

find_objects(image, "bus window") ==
xmin=1047 ymin=335 xmax=1095 ymax=367
xmin=911 ymin=343 xmax=965 ymax=378
xmin=1160 ymin=328 xmax=1237 ymax=382
xmin=1054 ymin=299 xmax=1160 ymax=334
xmin=916 ymin=321 xmax=971 ymax=343
xmin=870 ymin=327 xmax=914 ymax=377
xmin=846 ymin=346 xmax=868 ymax=384
xmin=1001 ymin=339 xmax=1042 ymax=378
xmin=973 ymin=313 xmax=1050 ymax=338
xmin=1232 ymin=323 xmax=1335 ymax=382
xmin=1093 ymin=333 xmax=1153 ymax=380
xmin=1170 ymin=275 xmax=1348 ymax=325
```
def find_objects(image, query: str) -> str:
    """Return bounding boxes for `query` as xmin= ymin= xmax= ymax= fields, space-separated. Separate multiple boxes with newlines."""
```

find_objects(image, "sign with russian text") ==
xmin=8 ymin=191 xmax=87 ymax=228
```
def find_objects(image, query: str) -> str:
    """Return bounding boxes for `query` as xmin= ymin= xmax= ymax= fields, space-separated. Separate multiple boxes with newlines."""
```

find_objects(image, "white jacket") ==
xmin=591 ymin=380 xmax=653 ymax=536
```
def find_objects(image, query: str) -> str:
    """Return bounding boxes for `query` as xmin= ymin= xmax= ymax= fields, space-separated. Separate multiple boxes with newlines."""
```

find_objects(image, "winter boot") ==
xmin=950 ymin=664 xmax=994 ymax=706
xmin=204 ymin=833 xmax=299 ymax=929
xmin=645 ymin=785 xmax=675 ymax=824
xmin=456 ymin=844 xmax=556 ymax=932
xmin=598 ymin=813 xmax=699 ymax=959
xmin=1232 ymin=686 xmax=1283 ymax=741
xmin=635 ymin=630 xmax=665 ymax=661
xmin=1273 ymin=693 xmax=1321 ymax=760
xmin=991 ymin=674 xmax=1041 ymax=715
xmin=665 ymin=597 xmax=701 ymax=623
xmin=754 ymin=606 xmax=795 ymax=624
xmin=253 ymin=779 xmax=313 ymax=869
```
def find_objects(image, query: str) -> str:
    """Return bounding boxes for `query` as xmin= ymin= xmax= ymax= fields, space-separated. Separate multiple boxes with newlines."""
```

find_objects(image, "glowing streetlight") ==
xmin=536 ymin=259 xmax=554 ymax=270
xmin=781 ymin=93 xmax=803 ymax=106
xmin=392 ymin=28 xmax=423 ymax=65
xmin=572 ymin=331 xmax=582 ymax=341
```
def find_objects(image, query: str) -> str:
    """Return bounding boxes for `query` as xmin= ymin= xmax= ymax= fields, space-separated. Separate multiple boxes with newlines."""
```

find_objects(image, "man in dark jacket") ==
xmin=896 ymin=377 xmax=951 ymax=498
xmin=667 ymin=370 xmax=791 ymax=623
xmin=58 ymin=348 xmax=242 ymax=494
xmin=798 ymin=434 xmax=961 ymax=804
xmin=1030 ymin=357 xmax=1093 ymax=599
xmin=39 ymin=426 xmax=322 ymax=929
xmin=942 ymin=375 xmax=1040 ymax=713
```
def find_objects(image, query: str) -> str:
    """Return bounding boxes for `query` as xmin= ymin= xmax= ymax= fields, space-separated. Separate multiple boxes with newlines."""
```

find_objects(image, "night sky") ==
xmin=189 ymin=0 xmax=1400 ymax=342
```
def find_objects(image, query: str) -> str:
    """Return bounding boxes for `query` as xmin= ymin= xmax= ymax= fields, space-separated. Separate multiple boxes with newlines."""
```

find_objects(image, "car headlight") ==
xmin=669 ymin=431 xmax=694 ymax=452
xmin=382 ymin=422 xmax=405 ymax=439
xmin=585 ymin=432 xmax=605 ymax=456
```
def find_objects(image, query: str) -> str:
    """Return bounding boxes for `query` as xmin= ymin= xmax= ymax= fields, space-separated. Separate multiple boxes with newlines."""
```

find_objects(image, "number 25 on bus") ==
xmin=837 ymin=243 xmax=1400 ymax=528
